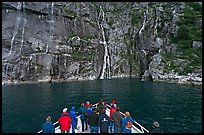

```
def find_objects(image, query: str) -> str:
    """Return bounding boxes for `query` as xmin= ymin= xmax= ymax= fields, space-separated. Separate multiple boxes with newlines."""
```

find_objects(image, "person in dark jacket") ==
xmin=112 ymin=107 xmax=123 ymax=133
xmin=69 ymin=106 xmax=78 ymax=133
xmin=58 ymin=108 xmax=72 ymax=133
xmin=78 ymin=103 xmax=88 ymax=132
xmin=42 ymin=116 xmax=55 ymax=133
xmin=97 ymin=98 xmax=106 ymax=115
xmin=98 ymin=108 xmax=110 ymax=133
xmin=88 ymin=107 xmax=100 ymax=133
xmin=150 ymin=121 xmax=163 ymax=133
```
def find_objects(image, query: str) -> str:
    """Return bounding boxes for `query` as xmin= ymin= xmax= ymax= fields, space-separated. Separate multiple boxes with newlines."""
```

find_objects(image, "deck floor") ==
xmin=54 ymin=107 xmax=142 ymax=133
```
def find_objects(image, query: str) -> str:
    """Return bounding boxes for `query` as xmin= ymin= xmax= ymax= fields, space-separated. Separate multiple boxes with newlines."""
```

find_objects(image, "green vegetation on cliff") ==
xmin=164 ymin=2 xmax=202 ymax=74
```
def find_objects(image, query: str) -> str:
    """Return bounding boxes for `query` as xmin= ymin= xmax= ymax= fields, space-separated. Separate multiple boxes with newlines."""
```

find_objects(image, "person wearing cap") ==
xmin=69 ymin=106 xmax=78 ymax=133
xmin=150 ymin=121 xmax=163 ymax=133
xmin=109 ymin=104 xmax=117 ymax=133
xmin=122 ymin=111 xmax=135 ymax=133
xmin=58 ymin=108 xmax=72 ymax=133
xmin=42 ymin=116 xmax=55 ymax=133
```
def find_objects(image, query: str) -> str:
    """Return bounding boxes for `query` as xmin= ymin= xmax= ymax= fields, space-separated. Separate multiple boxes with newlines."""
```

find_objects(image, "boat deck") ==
xmin=38 ymin=104 xmax=149 ymax=133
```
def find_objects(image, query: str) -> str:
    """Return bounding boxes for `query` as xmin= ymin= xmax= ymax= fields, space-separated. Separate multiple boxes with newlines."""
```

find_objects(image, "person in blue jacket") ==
xmin=69 ymin=106 xmax=78 ymax=133
xmin=98 ymin=108 xmax=110 ymax=133
xmin=122 ymin=112 xmax=135 ymax=133
xmin=42 ymin=116 xmax=55 ymax=133
xmin=78 ymin=103 xmax=88 ymax=132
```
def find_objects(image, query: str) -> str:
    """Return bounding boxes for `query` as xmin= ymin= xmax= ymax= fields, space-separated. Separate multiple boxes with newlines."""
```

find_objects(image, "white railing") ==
xmin=105 ymin=104 xmax=149 ymax=133
xmin=38 ymin=103 xmax=149 ymax=133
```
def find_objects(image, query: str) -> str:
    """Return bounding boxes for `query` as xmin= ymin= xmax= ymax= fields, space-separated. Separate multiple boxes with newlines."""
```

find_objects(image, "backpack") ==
xmin=126 ymin=120 xmax=132 ymax=130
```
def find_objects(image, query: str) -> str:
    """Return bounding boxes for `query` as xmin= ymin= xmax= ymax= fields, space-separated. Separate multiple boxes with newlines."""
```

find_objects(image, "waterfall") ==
xmin=139 ymin=11 xmax=147 ymax=35
xmin=98 ymin=4 xmax=111 ymax=79
xmin=154 ymin=9 xmax=158 ymax=34
xmin=137 ymin=7 xmax=149 ymax=77
xmin=45 ymin=2 xmax=54 ymax=53
xmin=3 ymin=2 xmax=21 ymax=60
xmin=18 ymin=2 xmax=26 ymax=56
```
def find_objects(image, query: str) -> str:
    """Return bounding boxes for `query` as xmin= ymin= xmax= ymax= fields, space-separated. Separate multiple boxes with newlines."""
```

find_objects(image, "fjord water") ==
xmin=2 ymin=78 xmax=202 ymax=133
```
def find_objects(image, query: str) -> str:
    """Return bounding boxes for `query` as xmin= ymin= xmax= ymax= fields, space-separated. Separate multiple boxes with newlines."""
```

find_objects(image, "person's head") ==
xmin=81 ymin=103 xmax=85 ymax=107
xmin=63 ymin=108 xmax=67 ymax=113
xmin=125 ymin=111 xmax=130 ymax=118
xmin=46 ymin=116 xmax=51 ymax=122
xmin=71 ymin=106 xmax=75 ymax=111
xmin=86 ymin=101 xmax=90 ymax=104
xmin=111 ymin=99 xmax=116 ymax=104
xmin=100 ymin=98 xmax=104 ymax=102
xmin=102 ymin=108 xmax=106 ymax=114
xmin=111 ymin=104 xmax=114 ymax=108
xmin=152 ymin=121 xmax=159 ymax=128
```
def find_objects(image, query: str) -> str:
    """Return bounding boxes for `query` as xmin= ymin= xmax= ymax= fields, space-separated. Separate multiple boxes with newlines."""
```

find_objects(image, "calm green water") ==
xmin=2 ymin=78 xmax=202 ymax=133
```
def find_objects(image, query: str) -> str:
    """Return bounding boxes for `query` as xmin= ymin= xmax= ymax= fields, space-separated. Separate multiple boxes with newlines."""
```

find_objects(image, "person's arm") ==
xmin=121 ymin=118 xmax=125 ymax=129
xmin=78 ymin=109 xmax=81 ymax=115
xmin=131 ymin=118 xmax=135 ymax=124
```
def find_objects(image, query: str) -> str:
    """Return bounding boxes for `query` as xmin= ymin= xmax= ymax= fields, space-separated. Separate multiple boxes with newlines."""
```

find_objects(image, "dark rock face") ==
xmin=2 ymin=2 xmax=202 ymax=85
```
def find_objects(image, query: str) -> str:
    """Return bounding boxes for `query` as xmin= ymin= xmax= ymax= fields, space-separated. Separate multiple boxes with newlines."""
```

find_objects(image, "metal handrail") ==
xmin=38 ymin=103 xmax=149 ymax=133
xmin=106 ymin=103 xmax=149 ymax=133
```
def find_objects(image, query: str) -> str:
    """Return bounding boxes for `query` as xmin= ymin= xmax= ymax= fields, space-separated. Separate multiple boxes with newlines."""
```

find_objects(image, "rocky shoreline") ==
xmin=2 ymin=73 xmax=202 ymax=87
xmin=142 ymin=72 xmax=202 ymax=87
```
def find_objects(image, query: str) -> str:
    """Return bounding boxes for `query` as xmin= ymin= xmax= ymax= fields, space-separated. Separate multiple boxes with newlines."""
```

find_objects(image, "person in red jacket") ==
xmin=85 ymin=101 xmax=91 ymax=110
xmin=58 ymin=108 xmax=72 ymax=133
xmin=109 ymin=104 xmax=116 ymax=133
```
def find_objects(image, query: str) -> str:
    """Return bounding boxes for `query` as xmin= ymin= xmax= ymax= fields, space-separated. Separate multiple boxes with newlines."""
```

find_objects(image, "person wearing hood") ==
xmin=58 ymin=108 xmax=72 ymax=133
xmin=112 ymin=107 xmax=123 ymax=133
xmin=150 ymin=121 xmax=163 ymax=133
xmin=69 ymin=106 xmax=78 ymax=133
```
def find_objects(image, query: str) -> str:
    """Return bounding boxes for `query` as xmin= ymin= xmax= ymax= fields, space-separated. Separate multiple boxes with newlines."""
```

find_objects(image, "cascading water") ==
xmin=2 ymin=2 xmax=23 ymax=83
xmin=3 ymin=2 xmax=21 ymax=60
xmin=138 ymin=6 xmax=149 ymax=78
xmin=45 ymin=2 xmax=54 ymax=53
xmin=97 ymin=4 xmax=111 ymax=79
xmin=18 ymin=2 xmax=26 ymax=56
xmin=139 ymin=11 xmax=147 ymax=35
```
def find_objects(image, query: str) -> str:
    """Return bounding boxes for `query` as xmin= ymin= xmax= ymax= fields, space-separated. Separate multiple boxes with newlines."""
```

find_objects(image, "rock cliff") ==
xmin=2 ymin=2 xmax=202 ymax=85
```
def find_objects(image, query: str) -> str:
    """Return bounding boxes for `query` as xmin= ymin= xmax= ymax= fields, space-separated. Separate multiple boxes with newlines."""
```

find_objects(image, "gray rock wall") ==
xmin=2 ymin=2 xmax=202 ymax=85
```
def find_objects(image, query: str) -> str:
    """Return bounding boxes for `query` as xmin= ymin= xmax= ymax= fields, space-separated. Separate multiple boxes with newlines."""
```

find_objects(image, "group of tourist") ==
xmin=41 ymin=98 xmax=163 ymax=133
